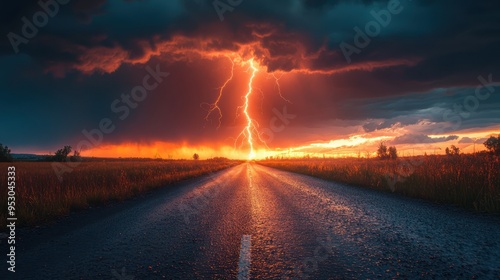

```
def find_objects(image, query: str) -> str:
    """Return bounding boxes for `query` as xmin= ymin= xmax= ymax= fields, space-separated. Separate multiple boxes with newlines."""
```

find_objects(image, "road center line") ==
xmin=237 ymin=235 xmax=251 ymax=280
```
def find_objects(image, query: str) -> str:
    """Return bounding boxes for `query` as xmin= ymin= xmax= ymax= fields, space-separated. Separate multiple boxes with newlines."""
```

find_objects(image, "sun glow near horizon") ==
xmin=47 ymin=127 xmax=497 ymax=161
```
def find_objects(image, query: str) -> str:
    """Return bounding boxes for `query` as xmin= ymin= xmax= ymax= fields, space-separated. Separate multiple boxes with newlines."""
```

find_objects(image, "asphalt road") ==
xmin=5 ymin=163 xmax=500 ymax=279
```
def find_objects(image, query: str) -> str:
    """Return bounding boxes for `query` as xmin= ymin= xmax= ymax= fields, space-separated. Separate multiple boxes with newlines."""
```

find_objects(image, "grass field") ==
xmin=0 ymin=159 xmax=241 ymax=227
xmin=259 ymin=154 xmax=500 ymax=213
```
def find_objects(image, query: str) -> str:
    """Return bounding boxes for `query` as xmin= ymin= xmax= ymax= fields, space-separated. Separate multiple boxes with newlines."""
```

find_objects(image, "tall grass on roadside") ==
xmin=259 ymin=154 xmax=500 ymax=212
xmin=0 ymin=160 xmax=240 ymax=227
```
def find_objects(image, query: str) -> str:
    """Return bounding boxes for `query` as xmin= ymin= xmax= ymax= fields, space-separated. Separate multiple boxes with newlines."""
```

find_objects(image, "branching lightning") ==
xmin=203 ymin=55 xmax=288 ymax=159
xmin=272 ymin=73 xmax=292 ymax=104
xmin=204 ymin=57 xmax=235 ymax=129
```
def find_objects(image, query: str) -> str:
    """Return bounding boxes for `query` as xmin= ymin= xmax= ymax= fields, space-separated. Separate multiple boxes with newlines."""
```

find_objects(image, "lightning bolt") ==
xmin=243 ymin=58 xmax=258 ymax=159
xmin=232 ymin=58 xmax=270 ymax=159
xmin=204 ymin=55 xmax=288 ymax=160
xmin=204 ymin=57 xmax=235 ymax=129
xmin=272 ymin=73 xmax=292 ymax=104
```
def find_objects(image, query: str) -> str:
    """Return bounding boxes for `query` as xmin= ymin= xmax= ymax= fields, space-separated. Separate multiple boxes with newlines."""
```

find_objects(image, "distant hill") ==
xmin=12 ymin=154 xmax=50 ymax=161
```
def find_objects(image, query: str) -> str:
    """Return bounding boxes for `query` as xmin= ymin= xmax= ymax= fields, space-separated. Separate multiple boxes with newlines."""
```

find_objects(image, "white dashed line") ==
xmin=237 ymin=235 xmax=251 ymax=280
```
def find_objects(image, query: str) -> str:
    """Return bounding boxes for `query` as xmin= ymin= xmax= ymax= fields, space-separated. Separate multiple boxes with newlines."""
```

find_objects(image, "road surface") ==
xmin=5 ymin=163 xmax=500 ymax=279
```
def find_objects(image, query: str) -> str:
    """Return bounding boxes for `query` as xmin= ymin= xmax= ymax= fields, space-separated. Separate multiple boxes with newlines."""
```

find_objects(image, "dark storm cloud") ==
xmin=1 ymin=0 xmax=500 ymax=151
xmin=2 ymin=0 xmax=499 ymax=80
xmin=356 ymin=85 xmax=500 ymax=134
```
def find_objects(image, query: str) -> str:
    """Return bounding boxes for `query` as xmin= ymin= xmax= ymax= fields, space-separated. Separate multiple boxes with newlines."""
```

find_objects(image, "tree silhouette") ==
xmin=53 ymin=146 xmax=72 ymax=162
xmin=377 ymin=142 xmax=389 ymax=159
xmin=193 ymin=153 xmax=200 ymax=160
xmin=388 ymin=146 xmax=398 ymax=160
xmin=377 ymin=142 xmax=397 ymax=160
xmin=0 ymin=144 xmax=13 ymax=162
xmin=445 ymin=145 xmax=460 ymax=156
xmin=484 ymin=135 xmax=500 ymax=155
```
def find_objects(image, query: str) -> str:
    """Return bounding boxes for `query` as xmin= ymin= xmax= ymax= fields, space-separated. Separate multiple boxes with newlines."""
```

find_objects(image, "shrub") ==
xmin=53 ymin=146 xmax=72 ymax=162
xmin=0 ymin=144 xmax=13 ymax=162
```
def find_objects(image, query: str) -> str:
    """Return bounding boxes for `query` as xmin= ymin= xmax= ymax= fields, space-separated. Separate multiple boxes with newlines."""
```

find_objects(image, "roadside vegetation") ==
xmin=259 ymin=137 xmax=500 ymax=213
xmin=0 ymin=159 xmax=240 ymax=227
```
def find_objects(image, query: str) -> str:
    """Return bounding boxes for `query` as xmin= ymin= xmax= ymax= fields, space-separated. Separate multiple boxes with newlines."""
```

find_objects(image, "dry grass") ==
xmin=0 ymin=160 xmax=240 ymax=227
xmin=259 ymin=154 xmax=500 ymax=212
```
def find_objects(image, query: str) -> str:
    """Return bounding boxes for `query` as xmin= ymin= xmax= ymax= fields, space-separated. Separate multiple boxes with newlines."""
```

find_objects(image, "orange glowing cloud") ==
xmin=51 ymin=22 xmax=421 ymax=78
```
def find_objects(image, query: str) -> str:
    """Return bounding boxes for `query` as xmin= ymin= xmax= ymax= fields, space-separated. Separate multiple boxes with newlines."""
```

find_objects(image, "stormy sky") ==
xmin=1 ymin=0 xmax=499 ymax=158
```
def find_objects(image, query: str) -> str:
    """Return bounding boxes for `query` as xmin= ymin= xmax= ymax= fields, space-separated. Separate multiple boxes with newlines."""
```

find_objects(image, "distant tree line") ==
xmin=442 ymin=135 xmax=500 ymax=156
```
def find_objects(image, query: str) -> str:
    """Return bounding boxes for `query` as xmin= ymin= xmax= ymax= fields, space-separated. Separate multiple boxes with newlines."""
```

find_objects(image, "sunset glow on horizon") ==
xmin=21 ymin=126 xmax=496 ymax=160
